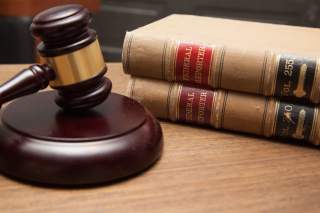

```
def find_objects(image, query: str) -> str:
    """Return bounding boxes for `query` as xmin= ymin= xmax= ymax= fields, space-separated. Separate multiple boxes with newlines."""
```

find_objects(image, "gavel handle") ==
xmin=0 ymin=64 xmax=55 ymax=106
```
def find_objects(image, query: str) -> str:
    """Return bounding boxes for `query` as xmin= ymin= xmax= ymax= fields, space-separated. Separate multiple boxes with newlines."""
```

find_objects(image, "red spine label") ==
xmin=178 ymin=85 xmax=214 ymax=125
xmin=175 ymin=42 xmax=213 ymax=86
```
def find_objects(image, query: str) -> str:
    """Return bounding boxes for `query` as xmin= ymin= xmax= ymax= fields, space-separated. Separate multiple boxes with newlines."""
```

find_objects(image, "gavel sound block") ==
xmin=0 ymin=5 xmax=163 ymax=185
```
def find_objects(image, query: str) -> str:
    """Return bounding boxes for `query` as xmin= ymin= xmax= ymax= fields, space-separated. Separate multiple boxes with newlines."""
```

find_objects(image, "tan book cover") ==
xmin=128 ymin=77 xmax=320 ymax=145
xmin=122 ymin=15 xmax=320 ymax=103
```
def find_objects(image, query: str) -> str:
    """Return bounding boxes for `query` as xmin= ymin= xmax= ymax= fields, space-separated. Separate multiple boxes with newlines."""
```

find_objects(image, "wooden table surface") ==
xmin=1 ymin=63 xmax=320 ymax=213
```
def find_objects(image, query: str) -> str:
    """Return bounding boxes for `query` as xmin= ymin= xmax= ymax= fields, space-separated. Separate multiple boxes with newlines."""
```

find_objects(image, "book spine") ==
xmin=128 ymin=77 xmax=320 ymax=145
xmin=122 ymin=32 xmax=320 ymax=103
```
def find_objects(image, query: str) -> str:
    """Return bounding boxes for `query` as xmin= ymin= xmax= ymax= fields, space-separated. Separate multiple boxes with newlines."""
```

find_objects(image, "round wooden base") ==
xmin=0 ymin=91 xmax=163 ymax=186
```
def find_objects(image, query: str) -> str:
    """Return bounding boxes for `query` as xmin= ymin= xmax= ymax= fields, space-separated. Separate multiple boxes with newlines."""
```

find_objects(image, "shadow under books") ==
xmin=159 ymin=118 xmax=320 ymax=150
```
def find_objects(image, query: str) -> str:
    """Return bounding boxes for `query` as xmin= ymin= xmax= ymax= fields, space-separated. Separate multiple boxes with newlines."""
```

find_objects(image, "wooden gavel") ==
xmin=0 ymin=4 xmax=163 ymax=186
xmin=0 ymin=4 xmax=111 ymax=110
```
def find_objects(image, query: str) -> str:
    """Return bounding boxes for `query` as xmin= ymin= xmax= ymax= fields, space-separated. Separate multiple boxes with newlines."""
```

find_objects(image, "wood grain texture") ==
xmin=1 ymin=63 xmax=320 ymax=213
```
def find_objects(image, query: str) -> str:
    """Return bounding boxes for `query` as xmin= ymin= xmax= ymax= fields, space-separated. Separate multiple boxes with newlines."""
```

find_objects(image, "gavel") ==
xmin=0 ymin=4 xmax=111 ymax=110
xmin=0 ymin=4 xmax=163 ymax=185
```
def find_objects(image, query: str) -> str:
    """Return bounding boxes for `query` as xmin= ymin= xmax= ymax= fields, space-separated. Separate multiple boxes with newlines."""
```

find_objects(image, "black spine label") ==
xmin=275 ymin=54 xmax=317 ymax=99
xmin=275 ymin=101 xmax=315 ymax=140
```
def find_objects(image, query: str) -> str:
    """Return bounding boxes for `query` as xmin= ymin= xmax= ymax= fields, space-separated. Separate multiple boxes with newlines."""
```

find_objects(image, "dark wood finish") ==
xmin=0 ymin=6 xmax=163 ymax=185
xmin=31 ymin=4 xmax=111 ymax=110
xmin=0 ymin=91 xmax=163 ymax=185
xmin=55 ymin=74 xmax=112 ymax=110
xmin=31 ymin=4 xmax=96 ymax=56
xmin=0 ymin=64 xmax=54 ymax=106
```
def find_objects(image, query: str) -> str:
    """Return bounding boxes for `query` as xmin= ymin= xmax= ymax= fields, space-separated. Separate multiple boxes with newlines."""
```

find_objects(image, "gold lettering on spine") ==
xmin=198 ymin=91 xmax=207 ymax=122
xmin=185 ymin=92 xmax=195 ymax=121
xmin=182 ymin=46 xmax=192 ymax=81
xmin=283 ymin=105 xmax=295 ymax=124
xmin=292 ymin=109 xmax=306 ymax=139
xmin=280 ymin=104 xmax=294 ymax=137
xmin=281 ymin=58 xmax=295 ymax=96
xmin=293 ymin=64 xmax=307 ymax=98
xmin=195 ymin=45 xmax=206 ymax=84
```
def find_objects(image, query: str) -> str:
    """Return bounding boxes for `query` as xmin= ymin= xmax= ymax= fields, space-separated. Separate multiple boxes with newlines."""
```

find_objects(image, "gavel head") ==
xmin=31 ymin=4 xmax=112 ymax=110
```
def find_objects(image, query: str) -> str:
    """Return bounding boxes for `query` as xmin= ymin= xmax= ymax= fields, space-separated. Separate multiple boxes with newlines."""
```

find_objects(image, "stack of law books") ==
xmin=121 ymin=14 xmax=320 ymax=145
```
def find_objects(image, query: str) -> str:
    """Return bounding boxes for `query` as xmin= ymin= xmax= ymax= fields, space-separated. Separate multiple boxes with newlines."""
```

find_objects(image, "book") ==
xmin=122 ymin=15 xmax=320 ymax=103
xmin=127 ymin=77 xmax=320 ymax=145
